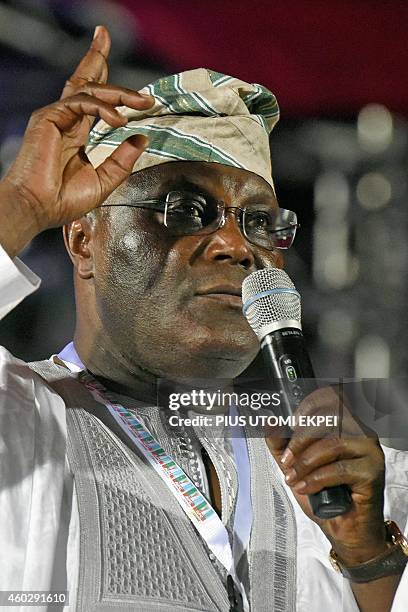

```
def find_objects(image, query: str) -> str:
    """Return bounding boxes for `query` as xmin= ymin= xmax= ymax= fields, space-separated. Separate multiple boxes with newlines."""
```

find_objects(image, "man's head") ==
xmin=63 ymin=70 xmax=294 ymax=387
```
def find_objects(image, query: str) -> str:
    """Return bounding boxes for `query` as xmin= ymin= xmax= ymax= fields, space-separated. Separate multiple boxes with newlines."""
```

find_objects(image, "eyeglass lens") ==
xmin=163 ymin=191 xmax=297 ymax=250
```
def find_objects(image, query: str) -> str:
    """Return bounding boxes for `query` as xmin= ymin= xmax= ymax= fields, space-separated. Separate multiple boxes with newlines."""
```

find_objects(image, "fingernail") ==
xmin=293 ymin=480 xmax=307 ymax=492
xmin=285 ymin=468 xmax=297 ymax=484
xmin=138 ymin=135 xmax=149 ymax=148
xmin=281 ymin=448 xmax=294 ymax=466
xmin=93 ymin=25 xmax=102 ymax=40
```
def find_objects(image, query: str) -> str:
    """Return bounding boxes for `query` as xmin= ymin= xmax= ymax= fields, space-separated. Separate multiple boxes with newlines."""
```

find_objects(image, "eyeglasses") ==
xmin=100 ymin=190 xmax=299 ymax=250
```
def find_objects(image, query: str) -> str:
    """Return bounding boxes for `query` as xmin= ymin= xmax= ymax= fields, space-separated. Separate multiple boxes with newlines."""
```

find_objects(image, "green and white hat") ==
xmin=86 ymin=68 xmax=279 ymax=189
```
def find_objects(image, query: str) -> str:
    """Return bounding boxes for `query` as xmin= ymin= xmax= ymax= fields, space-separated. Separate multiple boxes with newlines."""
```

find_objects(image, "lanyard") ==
xmin=56 ymin=342 xmax=249 ymax=611
xmin=80 ymin=369 xmax=233 ymax=570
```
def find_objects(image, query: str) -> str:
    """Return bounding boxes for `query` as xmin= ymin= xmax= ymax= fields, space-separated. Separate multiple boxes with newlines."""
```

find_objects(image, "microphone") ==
xmin=242 ymin=268 xmax=352 ymax=519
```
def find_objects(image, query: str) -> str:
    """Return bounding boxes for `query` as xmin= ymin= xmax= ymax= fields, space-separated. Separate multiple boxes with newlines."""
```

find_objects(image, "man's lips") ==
xmin=194 ymin=285 xmax=243 ymax=308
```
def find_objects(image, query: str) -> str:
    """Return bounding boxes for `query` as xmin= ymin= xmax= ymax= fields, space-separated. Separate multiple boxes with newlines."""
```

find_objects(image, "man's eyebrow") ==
xmin=116 ymin=176 xmax=207 ymax=202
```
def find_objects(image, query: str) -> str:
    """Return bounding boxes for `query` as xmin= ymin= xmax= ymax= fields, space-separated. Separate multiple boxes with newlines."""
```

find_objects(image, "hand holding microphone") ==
xmin=242 ymin=268 xmax=353 ymax=519
xmin=242 ymin=268 xmax=399 ymax=584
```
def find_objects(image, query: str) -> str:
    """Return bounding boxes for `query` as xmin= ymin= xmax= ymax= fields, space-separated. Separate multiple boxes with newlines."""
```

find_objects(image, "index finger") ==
xmin=61 ymin=25 xmax=111 ymax=100
xmin=265 ymin=421 xmax=291 ymax=463
xmin=281 ymin=385 xmax=368 ymax=464
xmin=267 ymin=387 xmax=343 ymax=468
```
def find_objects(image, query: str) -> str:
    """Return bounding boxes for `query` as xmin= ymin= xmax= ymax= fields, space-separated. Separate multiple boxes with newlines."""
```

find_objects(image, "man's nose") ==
xmin=202 ymin=208 xmax=254 ymax=269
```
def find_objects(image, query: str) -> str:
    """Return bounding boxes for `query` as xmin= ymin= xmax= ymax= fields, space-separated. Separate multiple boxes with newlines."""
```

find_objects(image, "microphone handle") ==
xmin=260 ymin=328 xmax=352 ymax=519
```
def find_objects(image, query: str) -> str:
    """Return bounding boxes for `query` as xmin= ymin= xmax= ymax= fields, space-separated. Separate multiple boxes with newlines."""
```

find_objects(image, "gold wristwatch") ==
xmin=329 ymin=520 xmax=408 ymax=583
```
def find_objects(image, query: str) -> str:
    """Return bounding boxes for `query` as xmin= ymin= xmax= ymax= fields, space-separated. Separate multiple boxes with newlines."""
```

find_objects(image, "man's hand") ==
xmin=266 ymin=385 xmax=388 ymax=565
xmin=0 ymin=25 xmax=154 ymax=257
xmin=266 ymin=386 xmax=406 ymax=611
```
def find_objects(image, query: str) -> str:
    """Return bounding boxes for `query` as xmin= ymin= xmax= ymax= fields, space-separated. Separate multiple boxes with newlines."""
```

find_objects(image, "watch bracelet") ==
xmin=330 ymin=520 xmax=408 ymax=583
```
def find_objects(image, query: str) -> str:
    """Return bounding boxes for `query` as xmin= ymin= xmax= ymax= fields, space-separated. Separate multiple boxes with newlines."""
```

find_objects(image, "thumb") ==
xmin=95 ymin=134 xmax=148 ymax=201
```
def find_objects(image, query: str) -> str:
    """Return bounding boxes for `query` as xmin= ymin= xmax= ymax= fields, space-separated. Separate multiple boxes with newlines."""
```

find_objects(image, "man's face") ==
xmin=89 ymin=161 xmax=284 ymax=379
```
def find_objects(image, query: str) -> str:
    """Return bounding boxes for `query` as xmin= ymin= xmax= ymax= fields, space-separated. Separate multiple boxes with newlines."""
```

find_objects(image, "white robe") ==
xmin=0 ymin=243 xmax=407 ymax=611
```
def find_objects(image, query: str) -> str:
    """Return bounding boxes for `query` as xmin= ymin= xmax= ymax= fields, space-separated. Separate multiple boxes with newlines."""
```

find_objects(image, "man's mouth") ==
xmin=195 ymin=285 xmax=243 ymax=308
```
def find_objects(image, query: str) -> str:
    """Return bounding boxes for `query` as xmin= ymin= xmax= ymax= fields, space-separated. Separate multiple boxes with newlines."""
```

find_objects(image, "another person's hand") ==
xmin=266 ymin=385 xmax=388 ymax=565
xmin=0 ymin=25 xmax=153 ymax=257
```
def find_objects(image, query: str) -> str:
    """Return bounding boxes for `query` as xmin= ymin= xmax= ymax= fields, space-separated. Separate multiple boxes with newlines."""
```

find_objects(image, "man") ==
xmin=0 ymin=25 xmax=407 ymax=612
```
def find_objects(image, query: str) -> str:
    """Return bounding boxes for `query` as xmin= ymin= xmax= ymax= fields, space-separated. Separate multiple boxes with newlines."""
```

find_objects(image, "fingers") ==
xmin=264 ymin=384 xmax=384 ymax=500
xmin=95 ymin=134 xmax=148 ymax=202
xmin=280 ymin=428 xmax=342 ymax=468
xmin=59 ymin=25 xmax=154 ymax=133
xmin=285 ymin=456 xmax=380 ymax=496
xmin=265 ymin=424 xmax=290 ymax=460
xmin=58 ymin=94 xmax=128 ymax=130
xmin=33 ymin=89 xmax=153 ymax=134
xmin=283 ymin=436 xmax=375 ymax=485
xmin=61 ymin=25 xmax=111 ymax=99
xmin=69 ymin=82 xmax=154 ymax=111
xmin=61 ymin=26 xmax=154 ymax=107
xmin=266 ymin=389 xmax=341 ymax=468
xmin=266 ymin=386 xmax=342 ymax=466
xmin=278 ymin=428 xmax=384 ymax=502
xmin=278 ymin=386 xmax=367 ymax=467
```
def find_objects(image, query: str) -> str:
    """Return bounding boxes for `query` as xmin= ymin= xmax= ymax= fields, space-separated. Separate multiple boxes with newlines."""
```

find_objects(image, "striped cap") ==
xmin=86 ymin=68 xmax=279 ymax=189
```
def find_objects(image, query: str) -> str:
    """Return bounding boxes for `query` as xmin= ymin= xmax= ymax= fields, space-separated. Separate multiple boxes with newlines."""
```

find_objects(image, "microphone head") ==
xmin=242 ymin=268 xmax=302 ymax=341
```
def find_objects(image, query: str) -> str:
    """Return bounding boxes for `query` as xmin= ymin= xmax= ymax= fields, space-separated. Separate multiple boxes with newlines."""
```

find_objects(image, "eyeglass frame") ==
xmin=99 ymin=190 xmax=300 ymax=251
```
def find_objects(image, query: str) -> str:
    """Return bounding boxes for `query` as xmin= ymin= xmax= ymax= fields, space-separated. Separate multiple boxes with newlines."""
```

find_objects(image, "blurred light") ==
xmin=357 ymin=104 xmax=393 ymax=153
xmin=356 ymin=172 xmax=392 ymax=210
xmin=0 ymin=3 xmax=85 ymax=67
xmin=314 ymin=171 xmax=349 ymax=220
xmin=319 ymin=229 xmax=348 ymax=288
xmin=355 ymin=335 xmax=390 ymax=378
xmin=313 ymin=171 xmax=356 ymax=289
xmin=316 ymin=248 xmax=359 ymax=289
xmin=299 ymin=122 xmax=359 ymax=170
xmin=318 ymin=309 xmax=356 ymax=350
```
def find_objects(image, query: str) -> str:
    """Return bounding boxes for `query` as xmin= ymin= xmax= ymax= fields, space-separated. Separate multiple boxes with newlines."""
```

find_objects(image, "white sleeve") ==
xmin=382 ymin=445 xmax=408 ymax=612
xmin=0 ymin=347 xmax=70 ymax=595
xmin=0 ymin=242 xmax=41 ymax=319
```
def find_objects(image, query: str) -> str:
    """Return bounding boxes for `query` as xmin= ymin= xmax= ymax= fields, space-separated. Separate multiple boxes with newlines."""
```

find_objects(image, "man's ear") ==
xmin=63 ymin=216 xmax=94 ymax=279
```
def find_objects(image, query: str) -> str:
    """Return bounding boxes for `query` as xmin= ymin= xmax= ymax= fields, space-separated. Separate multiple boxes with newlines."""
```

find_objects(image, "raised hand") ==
xmin=0 ymin=26 xmax=153 ymax=257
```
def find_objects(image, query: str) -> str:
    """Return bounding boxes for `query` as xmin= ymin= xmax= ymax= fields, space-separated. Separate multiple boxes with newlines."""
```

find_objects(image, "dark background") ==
xmin=1 ymin=0 xmax=407 ymax=382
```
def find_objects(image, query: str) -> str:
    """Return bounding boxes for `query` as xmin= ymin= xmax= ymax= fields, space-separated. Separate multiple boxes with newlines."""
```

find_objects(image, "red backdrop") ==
xmin=118 ymin=0 xmax=408 ymax=117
